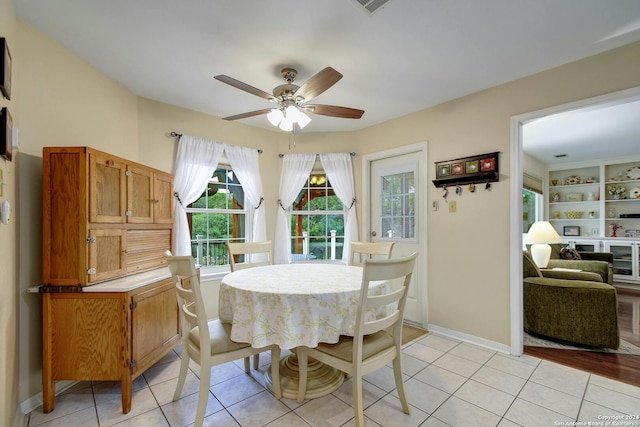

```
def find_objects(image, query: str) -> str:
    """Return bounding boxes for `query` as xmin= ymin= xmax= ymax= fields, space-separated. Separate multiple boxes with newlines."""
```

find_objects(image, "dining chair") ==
xmin=166 ymin=253 xmax=281 ymax=427
xmin=296 ymin=252 xmax=418 ymax=427
xmin=349 ymin=241 xmax=395 ymax=266
xmin=227 ymin=240 xmax=273 ymax=368
xmin=227 ymin=240 xmax=273 ymax=271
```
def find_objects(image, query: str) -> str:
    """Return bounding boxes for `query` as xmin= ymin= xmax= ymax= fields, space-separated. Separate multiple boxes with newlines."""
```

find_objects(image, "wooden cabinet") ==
xmin=42 ymin=147 xmax=178 ymax=414
xmin=42 ymin=273 xmax=180 ymax=414
xmin=43 ymin=146 xmax=174 ymax=286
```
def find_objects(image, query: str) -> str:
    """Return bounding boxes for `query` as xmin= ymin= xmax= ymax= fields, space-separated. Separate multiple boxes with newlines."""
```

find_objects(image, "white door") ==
xmin=364 ymin=143 xmax=427 ymax=326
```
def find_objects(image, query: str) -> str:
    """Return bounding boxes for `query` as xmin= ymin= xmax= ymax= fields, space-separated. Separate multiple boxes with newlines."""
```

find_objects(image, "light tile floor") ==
xmin=27 ymin=333 xmax=640 ymax=427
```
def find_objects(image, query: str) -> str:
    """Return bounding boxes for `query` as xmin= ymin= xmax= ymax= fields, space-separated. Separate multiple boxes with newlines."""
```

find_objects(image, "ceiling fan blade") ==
xmin=305 ymin=104 xmax=364 ymax=119
xmin=214 ymin=75 xmax=276 ymax=102
xmin=294 ymin=67 xmax=343 ymax=102
xmin=221 ymin=108 xmax=273 ymax=121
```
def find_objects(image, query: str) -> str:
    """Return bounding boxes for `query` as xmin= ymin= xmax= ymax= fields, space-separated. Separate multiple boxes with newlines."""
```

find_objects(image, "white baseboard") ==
xmin=19 ymin=380 xmax=78 ymax=418
xmin=427 ymin=324 xmax=512 ymax=355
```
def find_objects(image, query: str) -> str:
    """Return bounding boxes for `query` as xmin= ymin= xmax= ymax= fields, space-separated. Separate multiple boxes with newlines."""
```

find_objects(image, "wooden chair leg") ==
xmin=173 ymin=347 xmax=190 ymax=401
xmin=352 ymin=374 xmax=365 ymax=427
xmin=195 ymin=364 xmax=211 ymax=427
xmin=393 ymin=356 xmax=411 ymax=414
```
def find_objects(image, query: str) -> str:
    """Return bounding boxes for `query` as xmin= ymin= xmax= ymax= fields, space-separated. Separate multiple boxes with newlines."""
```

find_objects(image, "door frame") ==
xmin=362 ymin=141 xmax=429 ymax=327
xmin=509 ymin=86 xmax=640 ymax=356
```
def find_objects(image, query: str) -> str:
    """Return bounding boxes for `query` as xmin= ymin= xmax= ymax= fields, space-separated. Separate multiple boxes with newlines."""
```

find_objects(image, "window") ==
xmin=291 ymin=173 xmax=345 ymax=261
xmin=186 ymin=166 xmax=248 ymax=268
xmin=380 ymin=167 xmax=416 ymax=240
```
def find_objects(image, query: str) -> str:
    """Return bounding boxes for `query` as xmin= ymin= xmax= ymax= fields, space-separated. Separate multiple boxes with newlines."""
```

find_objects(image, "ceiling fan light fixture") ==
xmin=267 ymin=108 xmax=284 ymax=126
xmin=296 ymin=110 xmax=311 ymax=129
xmin=279 ymin=116 xmax=294 ymax=131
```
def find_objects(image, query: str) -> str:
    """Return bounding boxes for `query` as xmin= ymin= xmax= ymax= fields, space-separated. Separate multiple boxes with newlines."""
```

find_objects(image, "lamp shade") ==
xmin=524 ymin=221 xmax=563 ymax=245
xmin=525 ymin=221 xmax=563 ymax=268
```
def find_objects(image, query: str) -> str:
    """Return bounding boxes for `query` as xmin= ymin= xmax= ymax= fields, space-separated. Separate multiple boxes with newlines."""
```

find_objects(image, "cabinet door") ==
xmin=126 ymin=165 xmax=154 ymax=224
xmin=129 ymin=278 xmax=180 ymax=375
xmin=90 ymin=153 xmax=126 ymax=223
xmin=603 ymin=241 xmax=637 ymax=281
xmin=88 ymin=229 xmax=127 ymax=283
xmin=153 ymin=172 xmax=174 ymax=224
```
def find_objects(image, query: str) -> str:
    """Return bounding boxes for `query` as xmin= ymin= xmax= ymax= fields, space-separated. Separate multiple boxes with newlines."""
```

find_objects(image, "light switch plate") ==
xmin=449 ymin=200 xmax=457 ymax=213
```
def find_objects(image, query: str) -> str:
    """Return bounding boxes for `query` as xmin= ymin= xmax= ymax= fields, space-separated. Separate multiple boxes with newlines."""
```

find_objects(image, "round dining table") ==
xmin=219 ymin=263 xmax=392 ymax=399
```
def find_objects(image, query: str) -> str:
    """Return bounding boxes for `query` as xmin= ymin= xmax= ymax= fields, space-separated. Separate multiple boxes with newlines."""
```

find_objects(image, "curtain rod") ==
xmin=170 ymin=131 xmax=262 ymax=154
xmin=278 ymin=152 xmax=356 ymax=158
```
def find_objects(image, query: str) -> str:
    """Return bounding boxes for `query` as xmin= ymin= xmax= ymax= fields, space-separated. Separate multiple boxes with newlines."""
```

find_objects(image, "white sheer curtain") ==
xmin=172 ymin=135 xmax=224 ymax=256
xmin=320 ymin=153 xmax=359 ymax=263
xmin=274 ymin=154 xmax=316 ymax=264
xmin=224 ymin=144 xmax=267 ymax=244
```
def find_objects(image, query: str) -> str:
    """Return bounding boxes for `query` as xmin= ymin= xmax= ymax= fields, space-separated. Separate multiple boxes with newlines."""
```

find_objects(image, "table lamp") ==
xmin=525 ymin=221 xmax=564 ymax=268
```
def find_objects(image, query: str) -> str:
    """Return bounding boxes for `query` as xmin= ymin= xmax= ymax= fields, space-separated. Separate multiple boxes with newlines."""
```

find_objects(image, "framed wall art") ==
xmin=432 ymin=151 xmax=499 ymax=188
xmin=563 ymin=226 xmax=580 ymax=237
xmin=1 ymin=107 xmax=12 ymax=161
xmin=1 ymin=38 xmax=11 ymax=100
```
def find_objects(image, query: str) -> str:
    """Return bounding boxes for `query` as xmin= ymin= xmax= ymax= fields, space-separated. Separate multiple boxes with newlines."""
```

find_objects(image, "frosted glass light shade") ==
xmin=267 ymin=109 xmax=284 ymax=126
xmin=296 ymin=111 xmax=311 ymax=129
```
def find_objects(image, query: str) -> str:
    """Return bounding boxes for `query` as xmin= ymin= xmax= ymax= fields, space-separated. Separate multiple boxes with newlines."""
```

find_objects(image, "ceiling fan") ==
xmin=213 ymin=67 xmax=365 ymax=132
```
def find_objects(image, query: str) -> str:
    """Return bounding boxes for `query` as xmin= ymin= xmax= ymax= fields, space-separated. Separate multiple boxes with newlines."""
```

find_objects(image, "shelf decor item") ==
xmin=609 ymin=222 xmax=622 ymax=238
xmin=630 ymin=186 xmax=640 ymax=199
xmin=626 ymin=166 xmax=640 ymax=180
xmin=0 ymin=37 xmax=10 ymax=100
xmin=607 ymin=184 xmax=626 ymax=199
xmin=565 ymin=211 xmax=584 ymax=219
xmin=432 ymin=151 xmax=499 ymax=188
xmin=563 ymin=225 xmax=580 ymax=237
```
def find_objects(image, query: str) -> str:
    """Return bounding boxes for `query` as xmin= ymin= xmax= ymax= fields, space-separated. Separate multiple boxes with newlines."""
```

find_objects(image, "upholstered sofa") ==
xmin=523 ymin=251 xmax=620 ymax=349
xmin=547 ymin=244 xmax=614 ymax=285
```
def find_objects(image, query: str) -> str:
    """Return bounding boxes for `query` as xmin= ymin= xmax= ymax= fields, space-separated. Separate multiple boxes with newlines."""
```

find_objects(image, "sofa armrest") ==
xmin=541 ymin=269 xmax=603 ymax=282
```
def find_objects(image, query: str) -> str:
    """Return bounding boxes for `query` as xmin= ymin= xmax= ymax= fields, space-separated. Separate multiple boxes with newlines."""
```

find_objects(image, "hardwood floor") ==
xmin=524 ymin=287 xmax=640 ymax=387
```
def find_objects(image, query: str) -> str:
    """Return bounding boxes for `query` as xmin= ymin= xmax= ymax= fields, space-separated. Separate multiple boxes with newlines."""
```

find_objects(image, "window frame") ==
xmin=184 ymin=162 xmax=254 ymax=277
xmin=289 ymin=170 xmax=346 ymax=262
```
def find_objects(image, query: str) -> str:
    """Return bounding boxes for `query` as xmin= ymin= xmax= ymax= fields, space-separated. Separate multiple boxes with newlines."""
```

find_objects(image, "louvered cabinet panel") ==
xmin=126 ymin=229 xmax=171 ymax=273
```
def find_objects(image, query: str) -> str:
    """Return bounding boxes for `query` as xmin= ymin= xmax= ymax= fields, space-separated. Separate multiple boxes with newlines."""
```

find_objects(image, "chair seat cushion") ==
xmin=188 ymin=319 xmax=252 ymax=354
xmin=313 ymin=330 xmax=395 ymax=362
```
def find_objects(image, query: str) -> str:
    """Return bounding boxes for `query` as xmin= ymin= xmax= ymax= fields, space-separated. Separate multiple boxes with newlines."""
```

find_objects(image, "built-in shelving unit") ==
xmin=546 ymin=157 xmax=640 ymax=285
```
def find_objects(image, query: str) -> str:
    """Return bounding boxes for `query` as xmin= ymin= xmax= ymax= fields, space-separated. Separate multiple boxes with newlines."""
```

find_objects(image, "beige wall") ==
xmin=4 ymin=10 xmax=640 ymax=424
xmin=0 ymin=0 xmax=18 ymax=424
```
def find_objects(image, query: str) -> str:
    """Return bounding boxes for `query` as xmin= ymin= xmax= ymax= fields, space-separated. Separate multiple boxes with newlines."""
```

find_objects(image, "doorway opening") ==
xmin=510 ymin=86 xmax=640 ymax=355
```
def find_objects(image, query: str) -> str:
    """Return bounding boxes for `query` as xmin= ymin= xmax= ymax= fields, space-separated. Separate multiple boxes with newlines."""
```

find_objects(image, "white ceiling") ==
xmin=14 ymin=0 xmax=640 ymax=156
xmin=523 ymin=97 xmax=640 ymax=166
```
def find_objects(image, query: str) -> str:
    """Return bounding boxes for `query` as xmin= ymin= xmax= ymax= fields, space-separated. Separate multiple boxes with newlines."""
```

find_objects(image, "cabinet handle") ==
xmin=125 ymin=210 xmax=132 ymax=216
xmin=151 ymin=199 xmax=159 ymax=204
xmin=106 ymin=159 xmax=114 ymax=166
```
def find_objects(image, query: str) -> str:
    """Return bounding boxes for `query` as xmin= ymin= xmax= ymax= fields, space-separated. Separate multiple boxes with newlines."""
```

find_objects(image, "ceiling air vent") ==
xmin=352 ymin=0 xmax=390 ymax=15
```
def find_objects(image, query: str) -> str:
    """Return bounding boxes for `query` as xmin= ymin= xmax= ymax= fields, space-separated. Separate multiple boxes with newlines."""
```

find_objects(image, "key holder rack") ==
xmin=432 ymin=151 xmax=499 ymax=188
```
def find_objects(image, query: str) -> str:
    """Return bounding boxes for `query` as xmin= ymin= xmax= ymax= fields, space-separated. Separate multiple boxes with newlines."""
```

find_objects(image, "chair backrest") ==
xmin=349 ymin=241 xmax=395 ymax=266
xmin=355 ymin=252 xmax=418 ymax=340
xmin=166 ymin=254 xmax=210 ymax=351
xmin=227 ymin=241 xmax=273 ymax=271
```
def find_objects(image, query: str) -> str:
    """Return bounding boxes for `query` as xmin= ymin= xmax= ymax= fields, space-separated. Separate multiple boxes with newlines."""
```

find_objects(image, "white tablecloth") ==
xmin=219 ymin=264 xmax=391 ymax=349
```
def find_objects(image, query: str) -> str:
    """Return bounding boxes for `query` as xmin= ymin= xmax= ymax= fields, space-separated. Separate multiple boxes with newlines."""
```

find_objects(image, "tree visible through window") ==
xmin=291 ymin=173 xmax=345 ymax=261
xmin=186 ymin=167 xmax=247 ymax=267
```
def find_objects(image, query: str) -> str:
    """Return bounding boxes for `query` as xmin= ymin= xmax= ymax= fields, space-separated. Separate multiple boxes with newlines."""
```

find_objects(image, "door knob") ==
xmin=371 ymin=231 xmax=377 ymax=237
